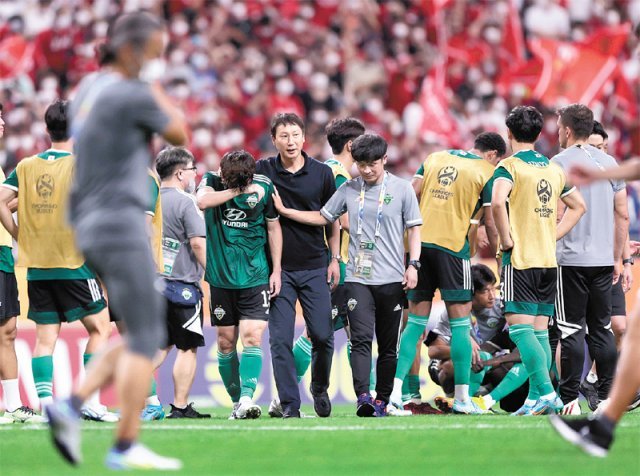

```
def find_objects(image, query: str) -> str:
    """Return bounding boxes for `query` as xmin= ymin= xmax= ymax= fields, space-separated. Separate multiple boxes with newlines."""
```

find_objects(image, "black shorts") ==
xmin=332 ymin=284 xmax=348 ymax=331
xmin=209 ymin=284 xmax=270 ymax=326
xmin=501 ymin=265 xmax=556 ymax=317
xmin=0 ymin=271 xmax=20 ymax=321
xmin=165 ymin=299 xmax=205 ymax=350
xmin=611 ymin=279 xmax=626 ymax=317
xmin=27 ymin=278 xmax=107 ymax=324
xmin=407 ymin=246 xmax=472 ymax=303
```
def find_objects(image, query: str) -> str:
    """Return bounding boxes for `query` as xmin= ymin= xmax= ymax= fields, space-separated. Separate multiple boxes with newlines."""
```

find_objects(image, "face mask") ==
xmin=140 ymin=58 xmax=167 ymax=83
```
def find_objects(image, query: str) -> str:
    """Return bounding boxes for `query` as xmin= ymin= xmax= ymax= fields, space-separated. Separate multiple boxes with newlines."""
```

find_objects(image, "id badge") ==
xmin=354 ymin=240 xmax=375 ymax=278
xmin=161 ymin=237 xmax=182 ymax=277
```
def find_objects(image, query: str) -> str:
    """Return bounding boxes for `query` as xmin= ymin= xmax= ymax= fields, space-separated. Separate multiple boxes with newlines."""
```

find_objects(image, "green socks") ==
xmin=394 ymin=314 xmax=428 ymax=380
xmin=450 ymin=316 xmax=472 ymax=386
xmin=240 ymin=347 xmax=263 ymax=399
xmin=489 ymin=363 xmax=528 ymax=403
xmin=218 ymin=350 xmax=240 ymax=403
xmin=292 ymin=335 xmax=312 ymax=383
xmin=402 ymin=374 xmax=421 ymax=402
xmin=509 ymin=324 xmax=554 ymax=398
xmin=32 ymin=355 xmax=53 ymax=400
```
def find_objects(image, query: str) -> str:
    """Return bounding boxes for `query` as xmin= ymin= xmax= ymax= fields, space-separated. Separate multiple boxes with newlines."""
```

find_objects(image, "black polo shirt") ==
xmin=256 ymin=152 xmax=336 ymax=271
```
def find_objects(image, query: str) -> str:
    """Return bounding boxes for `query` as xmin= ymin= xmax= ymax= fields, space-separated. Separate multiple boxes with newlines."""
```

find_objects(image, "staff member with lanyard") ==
xmin=273 ymin=133 xmax=422 ymax=417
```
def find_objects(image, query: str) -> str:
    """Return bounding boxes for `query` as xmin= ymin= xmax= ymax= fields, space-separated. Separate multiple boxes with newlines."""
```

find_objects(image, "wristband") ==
xmin=623 ymin=257 xmax=634 ymax=266
xmin=470 ymin=219 xmax=480 ymax=225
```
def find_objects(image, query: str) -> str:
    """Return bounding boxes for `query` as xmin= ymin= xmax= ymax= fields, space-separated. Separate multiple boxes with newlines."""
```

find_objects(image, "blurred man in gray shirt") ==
xmin=552 ymin=104 xmax=628 ymax=412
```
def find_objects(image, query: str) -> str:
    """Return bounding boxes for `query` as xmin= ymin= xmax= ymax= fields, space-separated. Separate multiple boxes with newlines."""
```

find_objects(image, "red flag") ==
xmin=419 ymin=67 xmax=462 ymax=147
xmin=581 ymin=24 xmax=632 ymax=57
xmin=0 ymin=35 xmax=34 ymax=79
xmin=499 ymin=0 xmax=526 ymax=71
xmin=528 ymin=39 xmax=618 ymax=106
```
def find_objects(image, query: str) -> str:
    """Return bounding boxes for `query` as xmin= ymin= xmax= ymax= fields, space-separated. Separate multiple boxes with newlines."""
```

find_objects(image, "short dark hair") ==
xmin=474 ymin=132 xmax=507 ymax=158
xmin=220 ymin=150 xmax=256 ymax=192
xmin=591 ymin=120 xmax=608 ymax=140
xmin=557 ymin=103 xmax=594 ymax=140
xmin=351 ymin=133 xmax=387 ymax=163
xmin=505 ymin=105 xmax=543 ymax=143
xmin=107 ymin=11 xmax=164 ymax=56
xmin=472 ymin=264 xmax=496 ymax=292
xmin=156 ymin=147 xmax=194 ymax=180
xmin=270 ymin=112 xmax=305 ymax=137
xmin=44 ymin=99 xmax=70 ymax=142
xmin=325 ymin=117 xmax=366 ymax=155
xmin=0 ymin=102 xmax=3 ymax=112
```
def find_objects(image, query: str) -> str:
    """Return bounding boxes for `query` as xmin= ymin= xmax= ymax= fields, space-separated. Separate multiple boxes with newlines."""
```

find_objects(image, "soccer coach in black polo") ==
xmin=256 ymin=113 xmax=341 ymax=418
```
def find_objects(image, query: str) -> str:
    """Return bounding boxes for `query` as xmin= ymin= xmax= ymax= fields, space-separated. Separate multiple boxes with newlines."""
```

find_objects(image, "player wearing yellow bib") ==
xmin=0 ymin=100 xmax=111 ymax=420
xmin=389 ymin=132 xmax=506 ymax=415
xmin=492 ymin=105 xmax=586 ymax=416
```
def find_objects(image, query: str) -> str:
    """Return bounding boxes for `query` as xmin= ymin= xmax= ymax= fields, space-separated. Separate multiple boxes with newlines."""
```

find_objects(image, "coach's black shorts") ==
xmin=0 ymin=271 xmax=20 ymax=321
xmin=165 ymin=299 xmax=205 ymax=350
xmin=332 ymin=284 xmax=348 ymax=331
xmin=611 ymin=279 xmax=626 ymax=317
xmin=501 ymin=265 xmax=556 ymax=317
xmin=27 ymin=278 xmax=107 ymax=324
xmin=408 ymin=246 xmax=472 ymax=303
xmin=209 ymin=284 xmax=270 ymax=327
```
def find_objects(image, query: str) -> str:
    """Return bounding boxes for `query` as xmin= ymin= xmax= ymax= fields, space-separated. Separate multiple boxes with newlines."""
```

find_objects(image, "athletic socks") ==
xmin=509 ymin=324 xmax=554 ymax=398
xmin=217 ymin=350 xmax=240 ymax=403
xmin=32 ymin=355 xmax=53 ymax=408
xmin=450 ymin=317 xmax=473 ymax=401
xmin=1 ymin=379 xmax=21 ymax=413
xmin=394 ymin=314 xmax=428 ymax=381
xmin=292 ymin=335 xmax=312 ymax=383
xmin=239 ymin=346 xmax=262 ymax=399
xmin=146 ymin=376 xmax=161 ymax=406
xmin=402 ymin=374 xmax=421 ymax=402
xmin=488 ymin=363 xmax=528 ymax=404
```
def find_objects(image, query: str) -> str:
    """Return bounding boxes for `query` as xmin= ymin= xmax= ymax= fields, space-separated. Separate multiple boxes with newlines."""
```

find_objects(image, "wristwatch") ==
xmin=330 ymin=255 xmax=342 ymax=262
xmin=623 ymin=257 xmax=634 ymax=266
xmin=408 ymin=259 xmax=421 ymax=270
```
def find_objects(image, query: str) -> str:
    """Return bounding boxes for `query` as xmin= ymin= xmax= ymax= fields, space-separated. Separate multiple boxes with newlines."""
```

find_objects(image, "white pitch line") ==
xmin=0 ymin=421 xmax=636 ymax=432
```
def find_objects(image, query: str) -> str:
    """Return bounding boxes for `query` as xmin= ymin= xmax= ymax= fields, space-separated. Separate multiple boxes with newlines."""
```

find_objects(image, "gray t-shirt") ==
xmin=553 ymin=144 xmax=625 ymax=267
xmin=430 ymin=301 xmax=505 ymax=345
xmin=160 ymin=187 xmax=206 ymax=284
xmin=69 ymin=73 xmax=170 ymax=249
xmin=321 ymin=172 xmax=422 ymax=285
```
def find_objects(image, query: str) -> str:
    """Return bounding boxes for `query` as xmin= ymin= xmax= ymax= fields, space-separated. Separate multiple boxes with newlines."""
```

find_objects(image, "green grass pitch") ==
xmin=1 ymin=405 xmax=639 ymax=475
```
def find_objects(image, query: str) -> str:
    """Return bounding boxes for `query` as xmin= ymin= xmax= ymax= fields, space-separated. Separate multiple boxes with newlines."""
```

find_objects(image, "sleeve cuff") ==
xmin=560 ymin=186 xmax=576 ymax=198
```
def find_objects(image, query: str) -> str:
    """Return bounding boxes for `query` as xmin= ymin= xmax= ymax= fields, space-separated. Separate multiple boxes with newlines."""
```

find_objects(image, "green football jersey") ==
xmin=199 ymin=172 xmax=278 ymax=289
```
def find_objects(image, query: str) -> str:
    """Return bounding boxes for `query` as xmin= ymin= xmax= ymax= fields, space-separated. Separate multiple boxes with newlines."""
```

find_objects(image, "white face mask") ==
xmin=140 ymin=58 xmax=167 ymax=83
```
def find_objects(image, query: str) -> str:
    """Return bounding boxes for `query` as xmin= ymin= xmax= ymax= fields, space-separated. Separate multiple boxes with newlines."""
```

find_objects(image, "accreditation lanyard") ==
xmin=356 ymin=172 xmax=388 ymax=239
xmin=577 ymin=144 xmax=615 ymax=187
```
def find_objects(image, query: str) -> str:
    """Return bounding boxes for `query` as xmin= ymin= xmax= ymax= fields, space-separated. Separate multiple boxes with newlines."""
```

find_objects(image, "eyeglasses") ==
xmin=181 ymin=166 xmax=197 ymax=172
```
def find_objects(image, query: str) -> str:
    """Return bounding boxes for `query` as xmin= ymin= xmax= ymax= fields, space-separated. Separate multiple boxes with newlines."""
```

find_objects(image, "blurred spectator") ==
xmin=0 ymin=0 xmax=638 ymax=235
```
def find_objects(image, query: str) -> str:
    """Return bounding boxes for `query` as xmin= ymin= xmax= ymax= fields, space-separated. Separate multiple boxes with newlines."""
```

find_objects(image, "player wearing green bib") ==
xmin=197 ymin=150 xmax=282 ymax=419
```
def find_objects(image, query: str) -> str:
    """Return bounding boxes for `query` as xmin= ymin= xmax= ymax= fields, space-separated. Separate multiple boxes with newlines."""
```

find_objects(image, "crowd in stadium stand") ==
xmin=0 ymin=0 xmax=639 ymax=234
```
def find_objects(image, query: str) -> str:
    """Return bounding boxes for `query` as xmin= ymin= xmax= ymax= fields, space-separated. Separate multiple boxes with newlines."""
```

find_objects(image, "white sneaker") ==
xmin=46 ymin=400 xmax=82 ymax=465
xmin=593 ymin=398 xmax=610 ymax=418
xmin=235 ymin=400 xmax=261 ymax=419
xmin=0 ymin=415 xmax=14 ymax=424
xmin=228 ymin=402 xmax=241 ymax=420
xmin=386 ymin=402 xmax=412 ymax=417
xmin=268 ymin=397 xmax=283 ymax=418
xmin=105 ymin=443 xmax=182 ymax=471
xmin=560 ymin=398 xmax=582 ymax=415
xmin=5 ymin=406 xmax=47 ymax=423
xmin=82 ymin=403 xmax=119 ymax=422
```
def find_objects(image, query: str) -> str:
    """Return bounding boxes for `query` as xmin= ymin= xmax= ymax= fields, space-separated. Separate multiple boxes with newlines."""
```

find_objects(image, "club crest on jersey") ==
xmin=246 ymin=193 xmax=259 ymax=209
xmin=331 ymin=306 xmax=339 ymax=319
xmin=213 ymin=306 xmax=226 ymax=320
xmin=383 ymin=194 xmax=393 ymax=204
xmin=36 ymin=174 xmax=55 ymax=201
xmin=347 ymin=298 xmax=358 ymax=311
xmin=437 ymin=166 xmax=458 ymax=187
xmin=537 ymin=179 xmax=552 ymax=205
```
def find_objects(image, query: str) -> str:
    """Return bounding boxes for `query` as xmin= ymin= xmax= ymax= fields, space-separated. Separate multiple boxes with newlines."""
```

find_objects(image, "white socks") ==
xmin=1 ymin=379 xmax=21 ymax=412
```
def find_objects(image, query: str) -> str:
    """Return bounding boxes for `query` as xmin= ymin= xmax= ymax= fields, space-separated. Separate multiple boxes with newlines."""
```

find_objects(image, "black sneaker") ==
xmin=579 ymin=379 xmax=600 ymax=412
xmin=628 ymin=391 xmax=640 ymax=412
xmin=282 ymin=408 xmax=301 ymax=419
xmin=166 ymin=403 xmax=210 ymax=419
xmin=549 ymin=414 xmax=613 ymax=457
xmin=312 ymin=392 xmax=331 ymax=418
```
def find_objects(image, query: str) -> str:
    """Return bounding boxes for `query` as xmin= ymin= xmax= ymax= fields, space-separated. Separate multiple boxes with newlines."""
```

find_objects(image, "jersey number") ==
xmin=261 ymin=290 xmax=270 ymax=308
